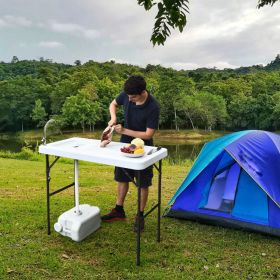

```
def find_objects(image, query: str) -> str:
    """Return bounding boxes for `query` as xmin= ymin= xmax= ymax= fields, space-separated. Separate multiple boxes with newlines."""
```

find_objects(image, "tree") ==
xmin=31 ymin=99 xmax=47 ymax=127
xmin=74 ymin=60 xmax=82 ymax=66
xmin=271 ymin=92 xmax=280 ymax=129
xmin=61 ymin=90 xmax=101 ymax=133
xmin=195 ymin=92 xmax=228 ymax=131
xmin=50 ymin=70 xmax=98 ymax=114
xmin=11 ymin=56 xmax=19 ymax=63
xmin=138 ymin=0 xmax=279 ymax=45
xmin=228 ymin=95 xmax=257 ymax=129
xmin=95 ymin=77 xmax=123 ymax=126
xmin=0 ymin=76 xmax=50 ymax=131
xmin=174 ymin=94 xmax=202 ymax=129
xmin=202 ymin=78 xmax=252 ymax=104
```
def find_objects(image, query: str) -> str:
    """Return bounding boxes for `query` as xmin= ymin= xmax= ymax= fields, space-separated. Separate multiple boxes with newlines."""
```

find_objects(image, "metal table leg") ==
xmin=45 ymin=155 xmax=74 ymax=235
xmin=46 ymin=155 xmax=51 ymax=235
xmin=136 ymin=170 xmax=141 ymax=266
xmin=157 ymin=160 xmax=162 ymax=242
xmin=74 ymin=160 xmax=81 ymax=214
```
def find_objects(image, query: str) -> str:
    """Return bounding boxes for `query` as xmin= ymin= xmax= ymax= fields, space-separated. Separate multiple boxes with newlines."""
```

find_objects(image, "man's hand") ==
xmin=115 ymin=124 xmax=124 ymax=134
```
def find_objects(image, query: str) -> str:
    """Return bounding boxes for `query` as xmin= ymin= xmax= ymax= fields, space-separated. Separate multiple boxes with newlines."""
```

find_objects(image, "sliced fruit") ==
xmin=131 ymin=138 xmax=144 ymax=148
xmin=134 ymin=148 xmax=144 ymax=154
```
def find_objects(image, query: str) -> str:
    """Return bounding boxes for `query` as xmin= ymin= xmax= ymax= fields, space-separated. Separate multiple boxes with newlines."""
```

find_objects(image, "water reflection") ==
xmin=155 ymin=142 xmax=204 ymax=164
xmin=0 ymin=137 xmax=28 ymax=153
xmin=0 ymin=134 xmax=206 ymax=164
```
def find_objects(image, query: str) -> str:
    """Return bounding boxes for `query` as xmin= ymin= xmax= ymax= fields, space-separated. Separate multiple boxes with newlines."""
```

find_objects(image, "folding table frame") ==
xmin=40 ymin=138 xmax=167 ymax=265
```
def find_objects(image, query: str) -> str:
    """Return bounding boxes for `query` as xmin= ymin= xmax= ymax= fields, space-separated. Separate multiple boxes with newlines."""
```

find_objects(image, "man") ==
xmin=101 ymin=75 xmax=160 ymax=232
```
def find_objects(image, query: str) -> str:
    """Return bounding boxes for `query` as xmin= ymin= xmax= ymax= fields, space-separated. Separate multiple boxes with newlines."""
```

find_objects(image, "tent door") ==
xmin=203 ymin=163 xmax=241 ymax=213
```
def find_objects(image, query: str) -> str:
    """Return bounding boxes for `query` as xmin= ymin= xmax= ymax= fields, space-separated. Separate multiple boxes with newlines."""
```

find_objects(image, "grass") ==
xmin=1 ymin=157 xmax=280 ymax=279
xmin=154 ymin=129 xmax=226 ymax=140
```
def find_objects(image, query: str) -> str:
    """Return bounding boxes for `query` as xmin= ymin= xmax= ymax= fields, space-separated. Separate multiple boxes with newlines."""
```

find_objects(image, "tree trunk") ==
xmin=174 ymin=108 xmax=178 ymax=131
xmin=82 ymin=121 xmax=85 ymax=133
xmin=22 ymin=121 xmax=24 ymax=132
xmin=184 ymin=111 xmax=195 ymax=130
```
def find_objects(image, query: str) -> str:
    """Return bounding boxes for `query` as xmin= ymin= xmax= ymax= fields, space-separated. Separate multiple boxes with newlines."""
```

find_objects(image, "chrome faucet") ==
xmin=42 ymin=119 xmax=56 ymax=145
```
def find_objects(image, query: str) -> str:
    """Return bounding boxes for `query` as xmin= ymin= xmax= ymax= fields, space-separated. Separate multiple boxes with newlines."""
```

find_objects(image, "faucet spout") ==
xmin=42 ymin=119 xmax=56 ymax=145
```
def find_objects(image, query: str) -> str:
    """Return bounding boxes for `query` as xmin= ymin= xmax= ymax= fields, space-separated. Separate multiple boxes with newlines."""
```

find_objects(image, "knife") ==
xmin=147 ymin=146 xmax=162 ymax=155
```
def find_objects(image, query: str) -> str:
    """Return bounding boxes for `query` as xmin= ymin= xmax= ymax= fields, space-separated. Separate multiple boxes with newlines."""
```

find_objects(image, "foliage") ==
xmin=31 ymin=99 xmax=47 ymax=127
xmin=0 ymin=75 xmax=51 ymax=131
xmin=0 ymin=147 xmax=41 ymax=161
xmin=138 ymin=0 xmax=189 ymax=45
xmin=257 ymin=0 xmax=279 ymax=8
xmin=62 ymin=88 xmax=101 ymax=132
xmin=1 ymin=56 xmax=280 ymax=133
xmin=137 ymin=0 xmax=279 ymax=45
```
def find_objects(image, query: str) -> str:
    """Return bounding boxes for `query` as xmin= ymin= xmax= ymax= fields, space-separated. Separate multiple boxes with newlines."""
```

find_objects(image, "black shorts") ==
xmin=114 ymin=166 xmax=153 ymax=188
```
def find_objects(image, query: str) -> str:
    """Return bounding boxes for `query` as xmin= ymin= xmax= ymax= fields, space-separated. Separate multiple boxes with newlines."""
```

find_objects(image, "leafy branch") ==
xmin=257 ymin=0 xmax=278 ymax=8
xmin=138 ymin=0 xmax=189 ymax=46
xmin=137 ymin=0 xmax=279 ymax=46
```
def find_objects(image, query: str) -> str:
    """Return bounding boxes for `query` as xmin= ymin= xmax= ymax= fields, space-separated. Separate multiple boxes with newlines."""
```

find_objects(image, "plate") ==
xmin=120 ymin=151 xmax=145 ymax=158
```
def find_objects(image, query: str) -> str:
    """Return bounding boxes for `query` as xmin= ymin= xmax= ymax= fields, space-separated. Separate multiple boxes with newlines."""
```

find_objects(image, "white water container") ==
xmin=54 ymin=204 xmax=101 ymax=242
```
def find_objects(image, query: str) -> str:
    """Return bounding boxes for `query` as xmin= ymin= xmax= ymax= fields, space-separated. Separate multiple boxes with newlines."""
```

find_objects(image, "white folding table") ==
xmin=39 ymin=137 xmax=168 ymax=265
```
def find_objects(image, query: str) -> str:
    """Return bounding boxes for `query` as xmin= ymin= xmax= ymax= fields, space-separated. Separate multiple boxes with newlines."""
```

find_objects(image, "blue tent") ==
xmin=166 ymin=130 xmax=280 ymax=236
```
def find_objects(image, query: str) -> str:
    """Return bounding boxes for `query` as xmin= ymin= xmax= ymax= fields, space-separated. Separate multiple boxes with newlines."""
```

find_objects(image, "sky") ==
xmin=0 ymin=0 xmax=280 ymax=70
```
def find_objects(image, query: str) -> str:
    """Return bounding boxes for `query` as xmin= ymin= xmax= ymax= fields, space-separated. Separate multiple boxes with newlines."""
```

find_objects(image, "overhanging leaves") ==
xmin=138 ymin=0 xmax=189 ymax=46
xmin=137 ymin=0 xmax=279 ymax=46
xmin=257 ymin=0 xmax=278 ymax=8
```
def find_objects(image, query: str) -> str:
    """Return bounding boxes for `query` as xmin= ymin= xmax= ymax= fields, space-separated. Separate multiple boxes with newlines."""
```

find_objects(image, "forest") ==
xmin=1 ymin=54 xmax=280 ymax=132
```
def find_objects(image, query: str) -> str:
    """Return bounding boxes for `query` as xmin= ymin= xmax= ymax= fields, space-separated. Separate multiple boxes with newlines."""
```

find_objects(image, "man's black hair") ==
xmin=124 ymin=75 xmax=146 ymax=95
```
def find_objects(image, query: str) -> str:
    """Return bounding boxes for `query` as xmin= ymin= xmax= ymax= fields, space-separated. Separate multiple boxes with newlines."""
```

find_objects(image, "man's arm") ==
xmin=108 ymin=99 xmax=118 ymax=126
xmin=115 ymin=125 xmax=156 ymax=140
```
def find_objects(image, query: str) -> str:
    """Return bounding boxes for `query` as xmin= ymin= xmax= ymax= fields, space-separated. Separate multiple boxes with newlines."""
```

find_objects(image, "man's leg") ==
xmin=101 ymin=167 xmax=131 ymax=222
xmin=140 ymin=187 xmax=149 ymax=212
xmin=101 ymin=183 xmax=128 ymax=221
xmin=116 ymin=182 xmax=129 ymax=206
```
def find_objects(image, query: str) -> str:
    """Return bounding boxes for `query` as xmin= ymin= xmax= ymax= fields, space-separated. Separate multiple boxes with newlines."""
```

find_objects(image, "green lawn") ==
xmin=1 ymin=157 xmax=280 ymax=279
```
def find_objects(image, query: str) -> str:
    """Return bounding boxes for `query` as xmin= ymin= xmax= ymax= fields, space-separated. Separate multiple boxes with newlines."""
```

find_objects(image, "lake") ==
xmin=0 ymin=131 xmax=207 ymax=164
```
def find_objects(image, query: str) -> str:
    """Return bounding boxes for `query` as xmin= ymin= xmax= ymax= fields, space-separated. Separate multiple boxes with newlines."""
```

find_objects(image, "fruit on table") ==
xmin=134 ymin=148 xmax=144 ymax=154
xmin=120 ymin=145 xmax=135 ymax=153
xmin=131 ymin=138 xmax=144 ymax=148
xmin=120 ymin=144 xmax=145 ymax=154
xmin=120 ymin=139 xmax=145 ymax=154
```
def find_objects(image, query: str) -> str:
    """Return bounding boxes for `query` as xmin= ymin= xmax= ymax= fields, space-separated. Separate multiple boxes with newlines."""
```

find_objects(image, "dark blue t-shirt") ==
xmin=115 ymin=91 xmax=160 ymax=146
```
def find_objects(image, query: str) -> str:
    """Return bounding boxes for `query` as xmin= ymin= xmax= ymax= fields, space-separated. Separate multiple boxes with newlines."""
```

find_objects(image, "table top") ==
xmin=39 ymin=137 xmax=168 ymax=170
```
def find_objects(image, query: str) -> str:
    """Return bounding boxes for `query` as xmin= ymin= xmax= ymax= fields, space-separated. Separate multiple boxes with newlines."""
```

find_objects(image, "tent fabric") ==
xmin=232 ymin=170 xmax=268 ymax=223
xmin=203 ymin=162 xmax=240 ymax=212
xmin=173 ymin=153 xmax=223 ymax=212
xmin=223 ymin=163 xmax=240 ymax=201
xmin=169 ymin=130 xmax=253 ymax=204
xmin=225 ymin=131 xmax=280 ymax=207
xmin=167 ymin=130 xmax=280 ymax=236
xmin=214 ymin=151 xmax=235 ymax=176
xmin=166 ymin=209 xmax=280 ymax=237
xmin=203 ymin=169 xmax=228 ymax=210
